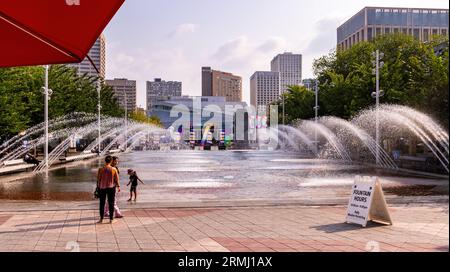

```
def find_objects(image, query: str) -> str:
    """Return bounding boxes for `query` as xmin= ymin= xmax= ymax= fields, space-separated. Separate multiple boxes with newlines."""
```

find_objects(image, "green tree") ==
xmin=0 ymin=66 xmax=42 ymax=137
xmin=313 ymin=33 xmax=449 ymax=127
xmin=0 ymin=65 xmax=124 ymax=140
xmin=272 ymin=85 xmax=316 ymax=124
xmin=130 ymin=110 xmax=162 ymax=127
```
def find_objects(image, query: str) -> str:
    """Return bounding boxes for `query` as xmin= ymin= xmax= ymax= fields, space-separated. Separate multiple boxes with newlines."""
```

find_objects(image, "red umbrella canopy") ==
xmin=0 ymin=0 xmax=125 ymax=67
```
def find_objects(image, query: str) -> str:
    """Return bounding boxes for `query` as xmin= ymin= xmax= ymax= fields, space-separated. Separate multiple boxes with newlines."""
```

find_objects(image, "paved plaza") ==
xmin=0 ymin=151 xmax=448 ymax=253
xmin=0 ymin=203 xmax=447 ymax=252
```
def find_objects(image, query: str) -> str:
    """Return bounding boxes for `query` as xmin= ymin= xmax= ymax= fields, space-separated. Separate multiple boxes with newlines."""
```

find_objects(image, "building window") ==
xmin=376 ymin=27 xmax=382 ymax=37
xmin=413 ymin=28 xmax=420 ymax=40
xmin=442 ymin=29 xmax=448 ymax=36
xmin=367 ymin=27 xmax=373 ymax=40
xmin=423 ymin=29 xmax=429 ymax=42
xmin=385 ymin=27 xmax=390 ymax=34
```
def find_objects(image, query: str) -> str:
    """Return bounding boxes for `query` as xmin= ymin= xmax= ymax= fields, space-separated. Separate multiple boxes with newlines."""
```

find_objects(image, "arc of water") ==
xmin=34 ymin=138 xmax=71 ymax=172
xmin=0 ymin=126 xmax=75 ymax=165
xmin=279 ymin=125 xmax=318 ymax=154
xmin=299 ymin=120 xmax=352 ymax=161
xmin=322 ymin=117 xmax=398 ymax=169
xmin=0 ymin=113 xmax=97 ymax=165
xmin=83 ymin=120 xmax=126 ymax=152
xmin=126 ymin=126 xmax=165 ymax=150
xmin=384 ymin=105 xmax=449 ymax=155
xmin=378 ymin=111 xmax=449 ymax=173
xmin=128 ymin=131 xmax=148 ymax=149
xmin=258 ymin=127 xmax=280 ymax=149
xmin=100 ymin=124 xmax=146 ymax=155
xmin=0 ymin=138 xmax=42 ymax=166
xmin=273 ymin=128 xmax=301 ymax=151
xmin=33 ymin=122 xmax=109 ymax=172
xmin=123 ymin=130 xmax=153 ymax=151
xmin=101 ymin=123 xmax=156 ymax=155
xmin=0 ymin=114 xmax=96 ymax=157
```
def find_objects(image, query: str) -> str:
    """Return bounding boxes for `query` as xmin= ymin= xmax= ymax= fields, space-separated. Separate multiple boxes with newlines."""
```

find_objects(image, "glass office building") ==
xmin=337 ymin=7 xmax=449 ymax=50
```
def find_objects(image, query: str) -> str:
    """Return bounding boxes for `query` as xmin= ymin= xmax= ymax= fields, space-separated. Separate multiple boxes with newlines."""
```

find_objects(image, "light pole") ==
xmin=97 ymin=80 xmax=102 ymax=155
xmin=313 ymin=80 xmax=320 ymax=150
xmin=123 ymin=90 xmax=128 ymax=151
xmin=280 ymin=71 xmax=285 ymax=126
xmin=282 ymin=90 xmax=285 ymax=126
xmin=372 ymin=50 xmax=385 ymax=165
xmin=41 ymin=65 xmax=53 ymax=172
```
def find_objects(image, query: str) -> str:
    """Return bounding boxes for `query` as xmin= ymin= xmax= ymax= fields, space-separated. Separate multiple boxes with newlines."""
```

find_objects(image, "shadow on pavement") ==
xmin=311 ymin=222 xmax=386 ymax=233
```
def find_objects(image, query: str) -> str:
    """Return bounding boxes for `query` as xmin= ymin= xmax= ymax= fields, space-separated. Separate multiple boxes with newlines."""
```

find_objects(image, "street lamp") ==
xmin=41 ymin=65 xmax=53 ymax=172
xmin=97 ymin=80 xmax=102 ymax=155
xmin=282 ymin=88 xmax=285 ymax=126
xmin=371 ymin=50 xmax=385 ymax=165
xmin=311 ymin=79 xmax=333 ymax=151
xmin=313 ymin=80 xmax=320 ymax=150
xmin=123 ymin=89 xmax=128 ymax=151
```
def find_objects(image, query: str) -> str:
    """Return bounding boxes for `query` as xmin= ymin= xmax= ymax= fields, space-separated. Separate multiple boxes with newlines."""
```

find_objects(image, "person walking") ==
xmin=97 ymin=155 xmax=120 ymax=224
xmin=104 ymin=156 xmax=123 ymax=218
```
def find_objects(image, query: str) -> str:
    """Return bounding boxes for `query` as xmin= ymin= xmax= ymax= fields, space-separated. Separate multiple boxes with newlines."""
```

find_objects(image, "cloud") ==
xmin=304 ymin=18 xmax=342 ymax=54
xmin=257 ymin=36 xmax=287 ymax=53
xmin=168 ymin=23 xmax=199 ymax=38
xmin=212 ymin=36 xmax=288 ymax=69
xmin=211 ymin=36 xmax=291 ymax=103
xmin=298 ymin=17 xmax=344 ymax=78
xmin=107 ymin=45 xmax=199 ymax=109
xmin=107 ymin=34 xmax=292 ymax=107
xmin=212 ymin=36 xmax=249 ymax=60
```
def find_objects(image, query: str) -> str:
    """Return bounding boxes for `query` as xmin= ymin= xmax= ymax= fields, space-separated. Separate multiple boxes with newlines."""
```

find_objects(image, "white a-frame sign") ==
xmin=346 ymin=176 xmax=393 ymax=227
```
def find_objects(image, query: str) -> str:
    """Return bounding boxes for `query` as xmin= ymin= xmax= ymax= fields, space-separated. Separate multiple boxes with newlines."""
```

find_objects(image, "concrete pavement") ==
xmin=0 ymin=203 xmax=447 ymax=252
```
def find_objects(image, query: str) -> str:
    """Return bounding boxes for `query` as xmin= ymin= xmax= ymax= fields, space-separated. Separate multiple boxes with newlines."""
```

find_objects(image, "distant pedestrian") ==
xmin=97 ymin=155 xmax=120 ymax=224
xmin=127 ymin=169 xmax=144 ymax=202
xmin=104 ymin=156 xmax=123 ymax=218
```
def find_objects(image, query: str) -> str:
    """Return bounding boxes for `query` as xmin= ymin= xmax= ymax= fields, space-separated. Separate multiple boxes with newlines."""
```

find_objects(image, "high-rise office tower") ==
xmin=337 ymin=7 xmax=449 ymax=50
xmin=201 ymin=67 xmax=242 ymax=102
xmin=67 ymin=34 xmax=106 ymax=78
xmin=250 ymin=71 xmax=280 ymax=113
xmin=105 ymin=78 xmax=137 ymax=113
xmin=270 ymin=52 xmax=302 ymax=94
xmin=147 ymin=78 xmax=182 ymax=115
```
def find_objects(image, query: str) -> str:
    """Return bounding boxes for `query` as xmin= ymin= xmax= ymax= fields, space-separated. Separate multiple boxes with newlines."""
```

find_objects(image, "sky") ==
xmin=104 ymin=0 xmax=449 ymax=109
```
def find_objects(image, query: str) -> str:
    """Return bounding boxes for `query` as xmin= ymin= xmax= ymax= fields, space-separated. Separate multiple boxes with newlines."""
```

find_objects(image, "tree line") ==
xmin=273 ymin=34 xmax=449 ymax=129
xmin=0 ymin=65 xmax=161 ymax=141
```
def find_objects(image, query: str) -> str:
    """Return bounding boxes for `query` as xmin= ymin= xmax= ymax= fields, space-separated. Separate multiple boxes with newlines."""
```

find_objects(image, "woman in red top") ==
xmin=104 ymin=156 xmax=123 ymax=218
xmin=97 ymin=155 xmax=120 ymax=224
